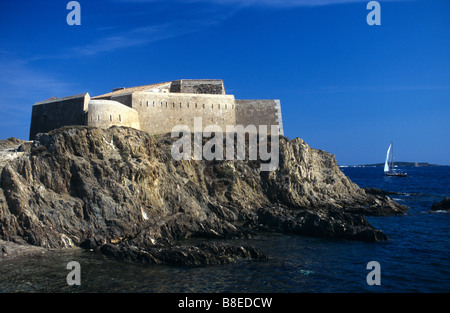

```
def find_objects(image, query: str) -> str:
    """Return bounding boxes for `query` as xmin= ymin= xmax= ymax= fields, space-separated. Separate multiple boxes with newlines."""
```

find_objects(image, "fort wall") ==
xmin=29 ymin=93 xmax=90 ymax=140
xmin=169 ymin=79 xmax=225 ymax=95
xmin=87 ymin=100 xmax=140 ymax=130
xmin=29 ymin=80 xmax=284 ymax=140
xmin=235 ymin=99 xmax=284 ymax=135
xmin=131 ymin=92 xmax=236 ymax=134
xmin=110 ymin=93 xmax=133 ymax=108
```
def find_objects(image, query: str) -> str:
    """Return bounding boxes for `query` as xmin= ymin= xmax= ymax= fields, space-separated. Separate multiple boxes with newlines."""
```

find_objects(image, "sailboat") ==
xmin=384 ymin=141 xmax=407 ymax=177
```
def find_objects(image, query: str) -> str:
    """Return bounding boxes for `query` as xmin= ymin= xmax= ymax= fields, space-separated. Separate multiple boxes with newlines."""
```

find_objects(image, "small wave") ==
xmin=429 ymin=210 xmax=449 ymax=214
xmin=421 ymin=210 xmax=449 ymax=214
xmin=299 ymin=269 xmax=314 ymax=275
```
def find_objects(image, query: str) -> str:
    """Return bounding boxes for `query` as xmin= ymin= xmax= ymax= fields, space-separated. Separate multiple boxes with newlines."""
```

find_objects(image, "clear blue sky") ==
xmin=0 ymin=0 xmax=449 ymax=165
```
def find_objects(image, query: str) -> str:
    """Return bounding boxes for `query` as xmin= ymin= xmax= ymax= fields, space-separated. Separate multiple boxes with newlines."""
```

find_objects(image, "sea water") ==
xmin=0 ymin=166 xmax=448 ymax=293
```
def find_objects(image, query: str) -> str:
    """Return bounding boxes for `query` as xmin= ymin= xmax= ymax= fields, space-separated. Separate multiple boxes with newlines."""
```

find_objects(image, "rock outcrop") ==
xmin=0 ymin=138 xmax=29 ymax=173
xmin=431 ymin=197 xmax=450 ymax=212
xmin=0 ymin=126 xmax=407 ymax=264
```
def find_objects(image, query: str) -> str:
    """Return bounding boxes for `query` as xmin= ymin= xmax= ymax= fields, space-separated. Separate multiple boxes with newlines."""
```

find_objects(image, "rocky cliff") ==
xmin=0 ymin=126 xmax=406 ymax=265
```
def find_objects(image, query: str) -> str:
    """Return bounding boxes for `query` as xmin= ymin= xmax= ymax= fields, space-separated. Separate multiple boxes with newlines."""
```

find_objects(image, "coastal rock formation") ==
xmin=98 ymin=242 xmax=268 ymax=266
xmin=0 ymin=138 xmax=29 ymax=172
xmin=431 ymin=197 xmax=450 ymax=212
xmin=0 ymin=239 xmax=48 ymax=258
xmin=0 ymin=126 xmax=407 ymax=264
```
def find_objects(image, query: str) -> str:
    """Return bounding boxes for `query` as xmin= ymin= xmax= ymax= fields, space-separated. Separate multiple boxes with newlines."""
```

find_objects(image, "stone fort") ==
xmin=29 ymin=79 xmax=284 ymax=140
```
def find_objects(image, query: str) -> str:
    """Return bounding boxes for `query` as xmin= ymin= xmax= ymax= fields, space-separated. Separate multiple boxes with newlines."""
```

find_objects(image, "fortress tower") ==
xmin=29 ymin=79 xmax=283 ymax=140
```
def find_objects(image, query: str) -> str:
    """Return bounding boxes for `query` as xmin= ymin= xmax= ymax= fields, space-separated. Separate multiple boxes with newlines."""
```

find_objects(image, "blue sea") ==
xmin=0 ymin=166 xmax=449 ymax=293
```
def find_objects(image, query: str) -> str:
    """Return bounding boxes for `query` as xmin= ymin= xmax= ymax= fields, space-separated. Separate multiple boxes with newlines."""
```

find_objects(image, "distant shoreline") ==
xmin=339 ymin=162 xmax=449 ymax=168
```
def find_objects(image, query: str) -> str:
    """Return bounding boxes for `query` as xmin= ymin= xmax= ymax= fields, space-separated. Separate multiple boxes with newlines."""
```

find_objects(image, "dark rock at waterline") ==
xmin=0 ymin=126 xmax=407 ymax=264
xmin=0 ymin=244 xmax=7 ymax=257
xmin=363 ymin=187 xmax=403 ymax=196
xmin=431 ymin=197 xmax=450 ymax=211
xmin=252 ymin=206 xmax=388 ymax=241
xmin=0 ymin=239 xmax=48 ymax=258
xmin=99 ymin=241 xmax=268 ymax=266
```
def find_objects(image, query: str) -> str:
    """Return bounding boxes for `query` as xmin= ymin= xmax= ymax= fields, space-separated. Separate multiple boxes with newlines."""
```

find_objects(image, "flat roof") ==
xmin=92 ymin=79 xmax=225 ymax=99
xmin=92 ymin=81 xmax=172 ymax=99
xmin=33 ymin=93 xmax=89 ymax=106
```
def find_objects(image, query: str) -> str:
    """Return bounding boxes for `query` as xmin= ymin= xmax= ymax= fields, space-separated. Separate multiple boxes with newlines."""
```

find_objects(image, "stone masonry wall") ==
xmin=28 ymin=80 xmax=284 ymax=139
xmin=29 ymin=93 xmax=90 ymax=140
xmin=110 ymin=93 xmax=133 ymax=108
xmin=87 ymin=100 xmax=140 ymax=130
xmin=170 ymin=80 xmax=225 ymax=95
xmin=132 ymin=92 xmax=236 ymax=134
xmin=235 ymin=99 xmax=284 ymax=136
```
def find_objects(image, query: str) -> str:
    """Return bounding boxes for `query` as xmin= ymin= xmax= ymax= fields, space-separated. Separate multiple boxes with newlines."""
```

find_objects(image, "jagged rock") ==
xmin=363 ymin=187 xmax=403 ymax=196
xmin=0 ymin=244 xmax=7 ymax=256
xmin=0 ymin=137 xmax=26 ymax=150
xmin=253 ymin=206 xmax=388 ymax=241
xmin=99 ymin=242 xmax=268 ymax=266
xmin=0 ymin=239 xmax=48 ymax=258
xmin=0 ymin=126 xmax=407 ymax=264
xmin=431 ymin=197 xmax=450 ymax=211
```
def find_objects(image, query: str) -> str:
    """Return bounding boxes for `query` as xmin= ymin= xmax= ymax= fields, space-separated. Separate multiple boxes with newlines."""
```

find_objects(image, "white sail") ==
xmin=384 ymin=142 xmax=392 ymax=173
